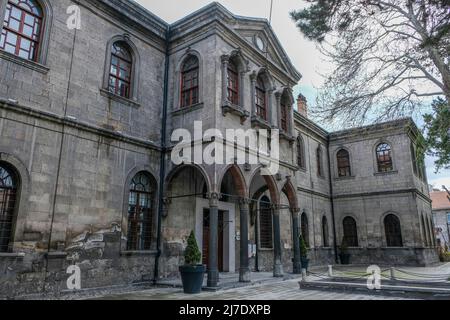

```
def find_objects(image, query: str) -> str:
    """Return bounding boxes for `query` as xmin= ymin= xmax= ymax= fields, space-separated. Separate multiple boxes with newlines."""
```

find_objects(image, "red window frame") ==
xmin=0 ymin=0 xmax=43 ymax=62
xmin=255 ymin=78 xmax=267 ymax=120
xmin=376 ymin=143 xmax=393 ymax=172
xmin=108 ymin=43 xmax=132 ymax=99
xmin=337 ymin=149 xmax=351 ymax=177
xmin=280 ymin=102 xmax=288 ymax=131
xmin=180 ymin=56 xmax=199 ymax=108
xmin=227 ymin=62 xmax=239 ymax=105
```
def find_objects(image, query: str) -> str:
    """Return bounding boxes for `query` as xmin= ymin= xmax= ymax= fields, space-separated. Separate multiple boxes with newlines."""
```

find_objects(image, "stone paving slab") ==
xmin=90 ymin=279 xmax=413 ymax=301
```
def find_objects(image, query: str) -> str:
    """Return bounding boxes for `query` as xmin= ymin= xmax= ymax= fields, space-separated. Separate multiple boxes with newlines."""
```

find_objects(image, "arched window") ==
xmin=337 ymin=149 xmax=351 ymax=177
xmin=180 ymin=55 xmax=199 ymax=108
xmin=108 ymin=41 xmax=133 ymax=98
xmin=259 ymin=196 xmax=273 ymax=249
xmin=384 ymin=214 xmax=403 ymax=247
xmin=0 ymin=163 xmax=18 ymax=253
xmin=127 ymin=172 xmax=154 ymax=251
xmin=227 ymin=60 xmax=239 ymax=105
xmin=317 ymin=145 xmax=324 ymax=177
xmin=255 ymin=76 xmax=267 ymax=120
xmin=376 ymin=143 xmax=393 ymax=172
xmin=410 ymin=143 xmax=418 ymax=176
xmin=280 ymin=93 xmax=290 ymax=132
xmin=322 ymin=216 xmax=329 ymax=247
xmin=1 ymin=0 xmax=43 ymax=61
xmin=343 ymin=217 xmax=358 ymax=247
xmin=301 ymin=212 xmax=309 ymax=247
xmin=297 ymin=136 xmax=305 ymax=169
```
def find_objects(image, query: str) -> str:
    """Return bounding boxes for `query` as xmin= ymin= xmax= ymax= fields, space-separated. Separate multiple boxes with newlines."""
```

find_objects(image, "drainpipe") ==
xmin=327 ymin=139 xmax=339 ymax=264
xmin=153 ymin=26 xmax=171 ymax=284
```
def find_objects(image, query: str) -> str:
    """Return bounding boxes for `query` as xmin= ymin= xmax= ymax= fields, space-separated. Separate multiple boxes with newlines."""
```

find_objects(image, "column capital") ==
xmin=274 ymin=91 xmax=282 ymax=100
xmin=290 ymin=207 xmax=301 ymax=214
xmin=209 ymin=192 xmax=220 ymax=207
xmin=238 ymin=197 xmax=251 ymax=206
xmin=250 ymin=71 xmax=258 ymax=82
xmin=221 ymin=54 xmax=230 ymax=64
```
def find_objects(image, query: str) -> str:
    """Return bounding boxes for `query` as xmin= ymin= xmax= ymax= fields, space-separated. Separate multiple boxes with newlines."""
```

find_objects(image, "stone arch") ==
xmin=218 ymin=164 xmax=248 ymax=199
xmin=0 ymin=152 xmax=30 ymax=247
xmin=165 ymin=164 xmax=211 ymax=195
xmin=249 ymin=166 xmax=279 ymax=205
xmin=282 ymin=180 xmax=298 ymax=212
xmin=255 ymin=67 xmax=275 ymax=90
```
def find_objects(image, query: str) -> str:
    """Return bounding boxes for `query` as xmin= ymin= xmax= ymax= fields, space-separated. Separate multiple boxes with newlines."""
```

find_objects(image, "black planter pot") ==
xmin=301 ymin=258 xmax=310 ymax=271
xmin=339 ymin=253 xmax=351 ymax=265
xmin=179 ymin=265 xmax=206 ymax=294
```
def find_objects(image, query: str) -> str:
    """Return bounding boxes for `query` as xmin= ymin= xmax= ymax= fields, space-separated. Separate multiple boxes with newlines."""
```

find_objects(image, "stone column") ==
xmin=291 ymin=208 xmax=302 ymax=274
xmin=272 ymin=204 xmax=284 ymax=277
xmin=239 ymin=198 xmax=251 ymax=282
xmin=207 ymin=192 xmax=220 ymax=288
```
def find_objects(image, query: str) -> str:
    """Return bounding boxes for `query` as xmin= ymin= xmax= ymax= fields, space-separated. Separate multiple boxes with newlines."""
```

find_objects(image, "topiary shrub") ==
xmin=299 ymin=234 xmax=309 ymax=259
xmin=184 ymin=231 xmax=202 ymax=266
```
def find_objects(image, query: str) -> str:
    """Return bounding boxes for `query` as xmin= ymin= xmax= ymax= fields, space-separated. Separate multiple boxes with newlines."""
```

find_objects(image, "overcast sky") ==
xmin=134 ymin=0 xmax=450 ymax=189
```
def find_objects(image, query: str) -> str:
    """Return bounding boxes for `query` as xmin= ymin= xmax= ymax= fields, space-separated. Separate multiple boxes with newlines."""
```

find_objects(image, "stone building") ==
xmin=431 ymin=190 xmax=450 ymax=248
xmin=0 ymin=0 xmax=439 ymax=297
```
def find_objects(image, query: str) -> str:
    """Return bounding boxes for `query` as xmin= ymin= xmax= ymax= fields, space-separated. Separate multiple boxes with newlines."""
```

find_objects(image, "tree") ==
xmin=423 ymin=98 xmax=450 ymax=171
xmin=184 ymin=231 xmax=202 ymax=265
xmin=290 ymin=0 xmax=450 ymax=126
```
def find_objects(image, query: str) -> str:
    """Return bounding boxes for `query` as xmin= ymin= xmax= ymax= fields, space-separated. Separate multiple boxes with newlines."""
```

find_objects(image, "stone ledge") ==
xmin=120 ymin=250 xmax=158 ymax=257
xmin=172 ymin=103 xmax=204 ymax=116
xmin=99 ymin=88 xmax=141 ymax=108
xmin=0 ymin=50 xmax=49 ymax=74
xmin=0 ymin=252 xmax=26 ymax=259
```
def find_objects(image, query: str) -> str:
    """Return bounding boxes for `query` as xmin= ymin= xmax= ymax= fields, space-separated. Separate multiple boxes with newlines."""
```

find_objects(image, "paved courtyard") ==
xmin=90 ymin=278 xmax=409 ymax=300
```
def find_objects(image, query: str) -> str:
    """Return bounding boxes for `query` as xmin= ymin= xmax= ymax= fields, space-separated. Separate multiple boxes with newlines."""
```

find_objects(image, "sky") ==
xmin=134 ymin=0 xmax=450 ymax=190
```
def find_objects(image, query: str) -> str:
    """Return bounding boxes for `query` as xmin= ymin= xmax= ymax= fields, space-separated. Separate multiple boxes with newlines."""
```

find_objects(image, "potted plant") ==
xmin=339 ymin=237 xmax=351 ymax=265
xmin=179 ymin=231 xmax=206 ymax=294
xmin=299 ymin=234 xmax=310 ymax=271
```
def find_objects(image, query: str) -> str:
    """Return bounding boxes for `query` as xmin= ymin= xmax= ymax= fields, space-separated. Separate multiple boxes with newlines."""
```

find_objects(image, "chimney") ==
xmin=297 ymin=93 xmax=308 ymax=118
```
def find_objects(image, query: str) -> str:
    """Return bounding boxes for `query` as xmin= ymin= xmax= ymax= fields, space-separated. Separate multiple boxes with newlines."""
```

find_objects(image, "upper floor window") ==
xmin=317 ymin=145 xmax=324 ymax=177
xmin=0 ymin=163 xmax=18 ymax=253
xmin=0 ymin=0 xmax=43 ymax=62
xmin=255 ymin=77 xmax=267 ymax=120
xmin=376 ymin=143 xmax=393 ymax=172
xmin=337 ymin=149 xmax=351 ymax=177
xmin=410 ymin=143 xmax=418 ymax=176
xmin=227 ymin=60 xmax=239 ymax=105
xmin=127 ymin=172 xmax=154 ymax=251
xmin=109 ymin=42 xmax=132 ymax=99
xmin=297 ymin=136 xmax=306 ymax=169
xmin=280 ymin=93 xmax=290 ymax=132
xmin=180 ymin=55 xmax=199 ymax=108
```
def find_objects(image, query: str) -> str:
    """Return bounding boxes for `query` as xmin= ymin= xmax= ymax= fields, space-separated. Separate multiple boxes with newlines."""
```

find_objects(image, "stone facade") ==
xmin=0 ymin=0 xmax=438 ymax=298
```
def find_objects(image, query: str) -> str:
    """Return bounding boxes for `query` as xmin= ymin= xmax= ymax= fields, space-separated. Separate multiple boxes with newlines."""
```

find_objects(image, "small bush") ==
xmin=184 ymin=231 xmax=202 ymax=266
xmin=299 ymin=234 xmax=309 ymax=258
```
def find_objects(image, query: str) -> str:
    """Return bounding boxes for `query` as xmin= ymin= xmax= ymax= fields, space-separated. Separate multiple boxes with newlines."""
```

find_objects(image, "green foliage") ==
xmin=290 ymin=0 xmax=338 ymax=42
xmin=184 ymin=231 xmax=202 ymax=266
xmin=423 ymin=98 xmax=450 ymax=172
xmin=299 ymin=234 xmax=309 ymax=258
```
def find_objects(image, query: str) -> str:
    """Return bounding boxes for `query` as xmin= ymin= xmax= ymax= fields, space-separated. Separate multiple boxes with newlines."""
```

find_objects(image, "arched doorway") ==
xmin=219 ymin=165 xmax=250 ymax=282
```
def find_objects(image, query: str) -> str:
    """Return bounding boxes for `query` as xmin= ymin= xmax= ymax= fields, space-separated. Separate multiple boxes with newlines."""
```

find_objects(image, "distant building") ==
xmin=431 ymin=190 xmax=450 ymax=248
